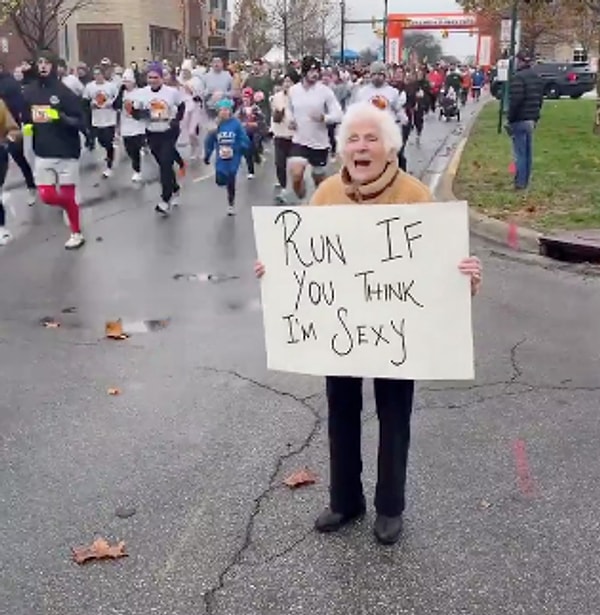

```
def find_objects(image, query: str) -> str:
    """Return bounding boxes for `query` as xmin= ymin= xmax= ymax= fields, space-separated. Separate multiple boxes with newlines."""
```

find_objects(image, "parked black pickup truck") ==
xmin=491 ymin=61 xmax=596 ymax=99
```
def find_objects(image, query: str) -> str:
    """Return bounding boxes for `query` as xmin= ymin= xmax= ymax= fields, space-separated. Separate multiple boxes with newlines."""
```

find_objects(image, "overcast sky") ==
xmin=344 ymin=0 xmax=478 ymax=60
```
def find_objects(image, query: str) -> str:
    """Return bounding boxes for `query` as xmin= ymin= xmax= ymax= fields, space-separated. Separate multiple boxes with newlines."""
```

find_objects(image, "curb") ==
xmin=432 ymin=107 xmax=542 ymax=255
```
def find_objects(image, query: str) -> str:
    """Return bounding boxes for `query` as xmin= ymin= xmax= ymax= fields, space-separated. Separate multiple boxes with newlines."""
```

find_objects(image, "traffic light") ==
xmin=372 ymin=16 xmax=376 ymax=32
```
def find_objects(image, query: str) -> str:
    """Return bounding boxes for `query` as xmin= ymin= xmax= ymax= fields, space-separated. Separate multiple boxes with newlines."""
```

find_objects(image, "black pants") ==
xmin=226 ymin=176 xmax=235 ymax=205
xmin=123 ymin=134 xmax=144 ymax=173
xmin=0 ymin=145 xmax=8 ymax=226
xmin=244 ymin=131 xmax=261 ymax=175
xmin=147 ymin=129 xmax=179 ymax=203
xmin=274 ymin=137 xmax=292 ymax=188
xmin=326 ymin=376 xmax=414 ymax=517
xmin=327 ymin=123 xmax=338 ymax=155
xmin=413 ymin=109 xmax=425 ymax=135
xmin=8 ymin=139 xmax=35 ymax=189
xmin=94 ymin=126 xmax=116 ymax=167
xmin=398 ymin=123 xmax=411 ymax=172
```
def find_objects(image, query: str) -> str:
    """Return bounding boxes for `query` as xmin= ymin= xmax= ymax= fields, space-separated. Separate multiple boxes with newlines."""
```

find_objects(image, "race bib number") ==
xmin=219 ymin=145 xmax=233 ymax=160
xmin=149 ymin=99 xmax=169 ymax=121
xmin=417 ymin=89 xmax=424 ymax=98
xmin=31 ymin=105 xmax=51 ymax=123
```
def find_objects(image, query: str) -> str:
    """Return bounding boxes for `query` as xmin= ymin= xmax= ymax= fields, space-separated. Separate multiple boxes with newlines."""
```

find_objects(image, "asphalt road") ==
xmin=1 ymin=103 xmax=599 ymax=615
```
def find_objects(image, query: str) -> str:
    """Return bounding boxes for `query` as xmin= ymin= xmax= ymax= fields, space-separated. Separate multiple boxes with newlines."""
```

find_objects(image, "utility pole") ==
xmin=498 ymin=0 xmax=519 ymax=133
xmin=283 ymin=0 xmax=289 ymax=63
xmin=340 ymin=0 xmax=346 ymax=64
xmin=382 ymin=0 xmax=388 ymax=63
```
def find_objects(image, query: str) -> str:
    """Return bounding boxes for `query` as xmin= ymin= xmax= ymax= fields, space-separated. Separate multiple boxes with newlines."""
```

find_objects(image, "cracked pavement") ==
xmin=1 ymin=109 xmax=600 ymax=615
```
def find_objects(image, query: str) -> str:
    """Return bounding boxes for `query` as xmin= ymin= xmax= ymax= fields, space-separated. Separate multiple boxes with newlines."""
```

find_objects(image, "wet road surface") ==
xmin=1 ymin=106 xmax=599 ymax=615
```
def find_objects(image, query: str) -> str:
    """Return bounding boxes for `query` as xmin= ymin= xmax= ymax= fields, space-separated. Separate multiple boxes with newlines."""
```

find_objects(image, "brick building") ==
xmin=57 ymin=0 xmax=232 ymax=68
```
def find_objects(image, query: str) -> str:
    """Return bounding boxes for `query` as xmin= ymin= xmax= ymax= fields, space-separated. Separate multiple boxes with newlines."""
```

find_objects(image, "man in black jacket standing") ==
xmin=508 ymin=51 xmax=544 ymax=190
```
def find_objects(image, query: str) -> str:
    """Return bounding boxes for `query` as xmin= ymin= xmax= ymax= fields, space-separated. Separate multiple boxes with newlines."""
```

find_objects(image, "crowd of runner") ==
xmin=0 ymin=51 xmax=488 ymax=249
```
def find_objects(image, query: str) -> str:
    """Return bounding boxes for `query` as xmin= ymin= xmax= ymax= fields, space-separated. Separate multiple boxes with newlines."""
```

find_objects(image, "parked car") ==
xmin=491 ymin=61 xmax=596 ymax=99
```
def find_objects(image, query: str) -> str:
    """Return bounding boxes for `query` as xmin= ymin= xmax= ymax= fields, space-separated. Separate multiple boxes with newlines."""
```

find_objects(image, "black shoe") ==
xmin=314 ymin=506 xmax=366 ymax=533
xmin=374 ymin=514 xmax=403 ymax=545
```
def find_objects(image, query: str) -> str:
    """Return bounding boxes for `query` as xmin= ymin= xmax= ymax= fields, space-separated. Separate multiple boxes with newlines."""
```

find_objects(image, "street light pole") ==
xmin=498 ymin=0 xmax=519 ymax=133
xmin=382 ymin=0 xmax=388 ymax=63
xmin=340 ymin=0 xmax=346 ymax=64
xmin=283 ymin=0 xmax=289 ymax=63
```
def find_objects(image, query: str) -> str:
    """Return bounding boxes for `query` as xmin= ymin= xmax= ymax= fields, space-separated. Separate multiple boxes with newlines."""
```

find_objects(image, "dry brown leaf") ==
xmin=283 ymin=467 xmax=317 ymax=489
xmin=105 ymin=319 xmax=129 ymax=340
xmin=71 ymin=537 xmax=128 ymax=565
xmin=107 ymin=387 xmax=121 ymax=396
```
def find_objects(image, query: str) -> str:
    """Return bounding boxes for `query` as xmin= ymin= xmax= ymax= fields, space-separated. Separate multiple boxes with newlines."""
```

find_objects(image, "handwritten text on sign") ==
xmin=252 ymin=202 xmax=474 ymax=380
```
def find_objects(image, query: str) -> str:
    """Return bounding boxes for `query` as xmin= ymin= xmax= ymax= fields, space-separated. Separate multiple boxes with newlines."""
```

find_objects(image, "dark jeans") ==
xmin=8 ymin=139 xmax=35 ymax=189
xmin=123 ymin=134 xmax=144 ymax=172
xmin=274 ymin=137 xmax=292 ymax=188
xmin=326 ymin=376 xmax=415 ymax=516
xmin=147 ymin=129 xmax=179 ymax=202
xmin=511 ymin=120 xmax=535 ymax=189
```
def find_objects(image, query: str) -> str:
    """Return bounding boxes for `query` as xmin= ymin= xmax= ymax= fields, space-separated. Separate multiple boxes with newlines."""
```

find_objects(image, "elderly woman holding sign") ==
xmin=255 ymin=101 xmax=482 ymax=545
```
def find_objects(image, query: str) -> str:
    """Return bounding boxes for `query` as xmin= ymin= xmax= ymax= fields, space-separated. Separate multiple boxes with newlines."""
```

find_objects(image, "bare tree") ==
xmin=232 ymin=0 xmax=273 ymax=60
xmin=269 ymin=0 xmax=340 ymax=59
xmin=0 ymin=0 xmax=97 ymax=56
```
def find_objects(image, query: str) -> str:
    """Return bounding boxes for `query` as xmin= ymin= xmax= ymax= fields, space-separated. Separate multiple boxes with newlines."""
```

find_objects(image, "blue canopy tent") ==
xmin=331 ymin=49 xmax=360 ymax=62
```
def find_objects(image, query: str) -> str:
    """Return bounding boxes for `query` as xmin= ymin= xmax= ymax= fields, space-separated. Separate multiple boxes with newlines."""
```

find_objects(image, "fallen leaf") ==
xmin=71 ymin=537 xmax=128 ymax=565
xmin=283 ymin=467 xmax=317 ymax=489
xmin=40 ymin=317 xmax=60 ymax=328
xmin=107 ymin=387 xmax=121 ymax=396
xmin=105 ymin=319 xmax=129 ymax=340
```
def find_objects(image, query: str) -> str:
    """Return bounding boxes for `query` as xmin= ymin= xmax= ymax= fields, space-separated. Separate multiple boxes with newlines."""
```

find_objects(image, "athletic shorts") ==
xmin=34 ymin=158 xmax=79 ymax=186
xmin=289 ymin=144 xmax=329 ymax=168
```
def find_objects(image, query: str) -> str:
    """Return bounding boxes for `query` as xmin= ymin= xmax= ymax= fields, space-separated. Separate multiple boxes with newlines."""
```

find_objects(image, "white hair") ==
xmin=337 ymin=102 xmax=403 ymax=154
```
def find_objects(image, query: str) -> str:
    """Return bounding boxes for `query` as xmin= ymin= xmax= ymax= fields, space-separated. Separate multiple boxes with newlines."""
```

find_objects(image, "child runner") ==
xmin=203 ymin=98 xmax=249 ymax=216
xmin=237 ymin=87 xmax=264 ymax=179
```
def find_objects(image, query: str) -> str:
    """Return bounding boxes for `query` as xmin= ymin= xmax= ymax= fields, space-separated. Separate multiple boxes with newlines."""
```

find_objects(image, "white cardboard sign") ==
xmin=252 ymin=202 xmax=474 ymax=380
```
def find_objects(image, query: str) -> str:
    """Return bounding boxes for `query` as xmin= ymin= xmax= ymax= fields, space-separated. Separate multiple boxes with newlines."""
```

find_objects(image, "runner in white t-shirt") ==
xmin=83 ymin=66 xmax=119 ymax=178
xmin=136 ymin=63 xmax=185 ymax=216
xmin=116 ymin=68 xmax=146 ymax=183
xmin=287 ymin=55 xmax=343 ymax=199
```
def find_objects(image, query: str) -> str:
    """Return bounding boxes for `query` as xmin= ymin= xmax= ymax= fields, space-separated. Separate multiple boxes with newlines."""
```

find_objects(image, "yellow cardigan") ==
xmin=310 ymin=162 xmax=432 ymax=206
xmin=0 ymin=99 xmax=20 ymax=143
